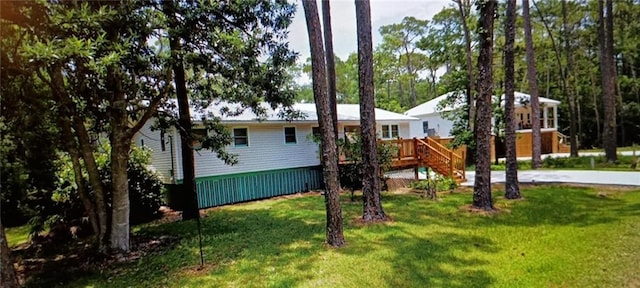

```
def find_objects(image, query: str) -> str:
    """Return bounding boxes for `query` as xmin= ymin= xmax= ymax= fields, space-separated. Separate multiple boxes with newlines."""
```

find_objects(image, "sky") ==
xmin=287 ymin=0 xmax=452 ymax=62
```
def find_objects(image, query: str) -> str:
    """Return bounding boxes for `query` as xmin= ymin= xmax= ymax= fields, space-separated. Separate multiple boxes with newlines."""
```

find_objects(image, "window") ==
xmin=192 ymin=129 xmax=207 ymax=150
xmin=381 ymin=124 xmax=399 ymax=139
xmin=160 ymin=131 xmax=166 ymax=151
xmin=312 ymin=127 xmax=321 ymax=138
xmin=344 ymin=125 xmax=361 ymax=141
xmin=284 ymin=127 xmax=297 ymax=144
xmin=422 ymin=121 xmax=429 ymax=133
xmin=233 ymin=128 xmax=248 ymax=147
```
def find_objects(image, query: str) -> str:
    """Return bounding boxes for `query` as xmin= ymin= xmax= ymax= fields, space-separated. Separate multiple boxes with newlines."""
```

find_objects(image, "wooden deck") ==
xmin=340 ymin=137 xmax=466 ymax=183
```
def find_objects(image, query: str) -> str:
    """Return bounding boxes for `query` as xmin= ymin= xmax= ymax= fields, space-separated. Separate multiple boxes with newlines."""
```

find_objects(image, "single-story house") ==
xmin=405 ymin=91 xmax=569 ymax=157
xmin=133 ymin=102 xmax=418 ymax=209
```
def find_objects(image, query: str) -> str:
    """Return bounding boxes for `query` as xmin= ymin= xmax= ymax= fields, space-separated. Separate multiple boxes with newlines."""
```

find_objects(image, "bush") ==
xmin=100 ymin=147 xmax=165 ymax=225
xmin=337 ymin=136 xmax=396 ymax=198
xmin=410 ymin=170 xmax=458 ymax=197
xmin=52 ymin=145 xmax=164 ymax=232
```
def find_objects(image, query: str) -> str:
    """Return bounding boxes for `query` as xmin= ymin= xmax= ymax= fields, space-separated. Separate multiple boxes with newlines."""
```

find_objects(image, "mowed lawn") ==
xmin=40 ymin=185 xmax=640 ymax=287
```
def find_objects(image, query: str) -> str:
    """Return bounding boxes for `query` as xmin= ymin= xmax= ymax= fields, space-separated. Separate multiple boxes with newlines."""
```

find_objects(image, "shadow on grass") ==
xmin=28 ymin=195 xmax=329 ymax=288
xmin=26 ymin=186 xmax=640 ymax=287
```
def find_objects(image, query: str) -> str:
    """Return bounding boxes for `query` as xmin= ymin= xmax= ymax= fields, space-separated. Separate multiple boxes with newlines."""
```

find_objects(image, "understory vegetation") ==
xmin=10 ymin=185 xmax=640 ymax=287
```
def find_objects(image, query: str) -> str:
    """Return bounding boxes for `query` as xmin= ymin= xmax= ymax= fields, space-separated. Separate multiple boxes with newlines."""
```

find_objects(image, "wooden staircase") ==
xmin=416 ymin=138 xmax=466 ymax=183
xmin=384 ymin=137 xmax=466 ymax=183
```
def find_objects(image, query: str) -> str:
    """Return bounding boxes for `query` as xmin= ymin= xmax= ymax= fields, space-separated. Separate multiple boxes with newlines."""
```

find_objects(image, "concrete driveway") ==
xmin=461 ymin=170 xmax=640 ymax=187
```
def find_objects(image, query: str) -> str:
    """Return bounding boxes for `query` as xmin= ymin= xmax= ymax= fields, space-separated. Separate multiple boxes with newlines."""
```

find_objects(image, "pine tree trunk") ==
xmin=456 ymin=0 xmax=477 ymax=167
xmin=0 ymin=222 xmax=19 ymax=288
xmin=322 ymin=0 xmax=339 ymax=141
xmin=356 ymin=0 xmax=387 ymax=221
xmin=504 ymin=0 xmax=521 ymax=199
xmin=163 ymin=0 xmax=200 ymax=221
xmin=599 ymin=0 xmax=617 ymax=163
xmin=561 ymin=0 xmax=580 ymax=157
xmin=302 ymin=0 xmax=345 ymax=247
xmin=523 ymin=0 xmax=542 ymax=168
xmin=473 ymin=0 xmax=496 ymax=211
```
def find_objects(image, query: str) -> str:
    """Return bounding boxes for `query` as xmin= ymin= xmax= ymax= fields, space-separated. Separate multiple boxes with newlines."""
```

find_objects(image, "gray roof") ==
xmin=405 ymin=91 xmax=561 ymax=117
xmin=169 ymin=100 xmax=418 ymax=123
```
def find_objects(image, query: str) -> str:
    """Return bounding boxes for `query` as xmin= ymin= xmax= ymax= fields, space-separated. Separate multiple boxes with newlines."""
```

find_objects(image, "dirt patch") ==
xmin=11 ymin=207 xmax=184 ymax=286
xmin=460 ymin=204 xmax=506 ymax=216
xmin=351 ymin=215 xmax=395 ymax=227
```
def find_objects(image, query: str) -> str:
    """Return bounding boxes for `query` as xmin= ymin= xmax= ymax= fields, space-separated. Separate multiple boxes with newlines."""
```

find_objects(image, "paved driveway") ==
xmin=461 ymin=170 xmax=640 ymax=187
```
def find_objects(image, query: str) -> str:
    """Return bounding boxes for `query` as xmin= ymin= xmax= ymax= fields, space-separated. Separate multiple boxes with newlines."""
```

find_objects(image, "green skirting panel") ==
xmin=193 ymin=166 xmax=323 ymax=209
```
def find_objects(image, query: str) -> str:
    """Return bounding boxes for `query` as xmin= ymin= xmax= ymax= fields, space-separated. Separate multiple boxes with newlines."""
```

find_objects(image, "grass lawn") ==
xmin=6 ymin=225 xmax=31 ymax=248
xmin=26 ymin=185 xmax=640 ymax=288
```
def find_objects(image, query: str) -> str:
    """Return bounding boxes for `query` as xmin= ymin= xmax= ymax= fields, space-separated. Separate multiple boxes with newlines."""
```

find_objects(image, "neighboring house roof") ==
xmin=405 ymin=91 xmax=561 ymax=117
xmin=170 ymin=100 xmax=418 ymax=123
xmin=405 ymin=91 xmax=465 ymax=116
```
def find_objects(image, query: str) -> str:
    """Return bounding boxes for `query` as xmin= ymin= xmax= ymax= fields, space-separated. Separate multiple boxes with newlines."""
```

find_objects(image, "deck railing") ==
xmin=338 ymin=137 xmax=466 ymax=182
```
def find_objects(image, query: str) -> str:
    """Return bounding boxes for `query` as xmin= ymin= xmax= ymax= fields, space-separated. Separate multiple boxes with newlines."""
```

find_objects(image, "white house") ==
xmin=405 ymin=91 xmax=568 ymax=157
xmin=134 ymin=102 xmax=418 ymax=208
xmin=406 ymin=91 xmax=561 ymax=138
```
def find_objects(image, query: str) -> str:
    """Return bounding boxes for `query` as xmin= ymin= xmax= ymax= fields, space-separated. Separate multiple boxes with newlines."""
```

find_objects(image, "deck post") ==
xmin=413 ymin=137 xmax=418 ymax=159
xmin=414 ymin=165 xmax=419 ymax=180
xmin=553 ymin=106 xmax=558 ymax=129
xmin=448 ymin=150 xmax=453 ymax=178
xmin=462 ymin=150 xmax=466 ymax=180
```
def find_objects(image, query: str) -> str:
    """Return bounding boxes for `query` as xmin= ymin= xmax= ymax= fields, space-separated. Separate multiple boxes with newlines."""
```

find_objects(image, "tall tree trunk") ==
xmin=163 ymin=0 xmax=200 ymax=221
xmin=532 ymin=0 xmax=578 ymax=157
xmin=561 ymin=0 xmax=580 ymax=157
xmin=322 ymin=0 xmax=339 ymax=140
xmin=73 ymin=118 xmax=109 ymax=251
xmin=60 ymin=116 xmax=100 ymax=236
xmin=456 ymin=0 xmax=477 ymax=166
xmin=404 ymin=50 xmax=416 ymax=107
xmin=46 ymin=66 xmax=109 ymax=252
xmin=590 ymin=71 xmax=602 ymax=145
xmin=109 ymin=68 xmax=131 ymax=253
xmin=356 ymin=0 xmax=387 ymax=221
xmin=523 ymin=0 xmax=542 ymax=168
xmin=504 ymin=0 xmax=521 ymax=199
xmin=73 ymin=118 xmax=109 ymax=252
xmin=599 ymin=0 xmax=617 ymax=162
xmin=302 ymin=0 xmax=345 ymax=247
xmin=473 ymin=0 xmax=495 ymax=211
xmin=0 ymin=222 xmax=19 ymax=288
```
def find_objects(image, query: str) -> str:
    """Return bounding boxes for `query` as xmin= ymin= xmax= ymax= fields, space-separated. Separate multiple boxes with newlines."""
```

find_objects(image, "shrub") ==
xmin=410 ymin=170 xmax=458 ymax=198
xmin=51 ymin=145 xmax=164 ymax=233
xmin=337 ymin=136 xmax=396 ymax=199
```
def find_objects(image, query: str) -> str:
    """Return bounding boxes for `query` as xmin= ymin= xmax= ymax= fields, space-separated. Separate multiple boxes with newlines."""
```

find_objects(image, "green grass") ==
xmin=6 ymin=225 xmax=31 ymax=248
xmin=30 ymin=186 xmax=640 ymax=288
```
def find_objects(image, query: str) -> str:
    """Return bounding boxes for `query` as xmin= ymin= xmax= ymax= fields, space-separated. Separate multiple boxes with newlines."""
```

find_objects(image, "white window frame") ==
xmin=381 ymin=124 xmax=399 ymax=139
xmin=284 ymin=126 xmax=297 ymax=144
xmin=232 ymin=127 xmax=249 ymax=147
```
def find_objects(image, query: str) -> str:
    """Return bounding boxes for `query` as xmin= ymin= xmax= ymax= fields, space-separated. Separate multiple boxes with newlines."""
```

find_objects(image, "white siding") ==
xmin=409 ymin=113 xmax=455 ymax=138
xmin=175 ymin=123 xmax=321 ymax=179
xmin=336 ymin=121 xmax=414 ymax=139
xmin=132 ymin=121 xmax=178 ymax=183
